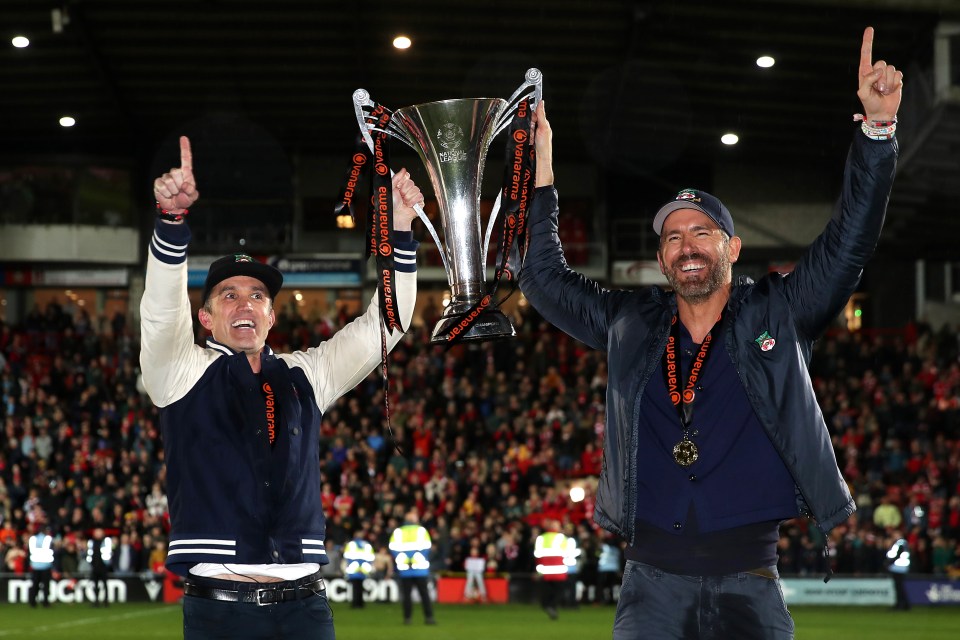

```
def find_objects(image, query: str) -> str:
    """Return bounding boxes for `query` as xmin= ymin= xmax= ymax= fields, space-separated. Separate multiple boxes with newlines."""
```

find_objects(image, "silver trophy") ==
xmin=353 ymin=69 xmax=543 ymax=343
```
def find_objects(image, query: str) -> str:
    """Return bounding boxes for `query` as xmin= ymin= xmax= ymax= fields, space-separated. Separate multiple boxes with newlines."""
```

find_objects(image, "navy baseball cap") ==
xmin=652 ymin=188 xmax=735 ymax=238
xmin=202 ymin=253 xmax=283 ymax=303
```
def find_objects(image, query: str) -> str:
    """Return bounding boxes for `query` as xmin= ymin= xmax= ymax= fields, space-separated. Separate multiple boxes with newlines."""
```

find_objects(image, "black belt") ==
xmin=184 ymin=577 xmax=326 ymax=606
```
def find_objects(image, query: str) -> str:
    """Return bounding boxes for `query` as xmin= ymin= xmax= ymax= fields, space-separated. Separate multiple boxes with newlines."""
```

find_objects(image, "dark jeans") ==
xmin=891 ymin=572 xmax=911 ymax=610
xmin=183 ymin=591 xmax=334 ymax=640
xmin=398 ymin=576 xmax=434 ymax=622
xmin=29 ymin=568 xmax=52 ymax=605
xmin=540 ymin=579 xmax=564 ymax=610
xmin=350 ymin=579 xmax=365 ymax=608
xmin=613 ymin=560 xmax=794 ymax=640
xmin=90 ymin=567 xmax=109 ymax=605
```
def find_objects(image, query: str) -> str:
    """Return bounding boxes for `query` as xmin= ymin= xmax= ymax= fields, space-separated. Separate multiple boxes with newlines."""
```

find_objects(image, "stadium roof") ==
xmin=2 ymin=0 xmax=959 ymax=259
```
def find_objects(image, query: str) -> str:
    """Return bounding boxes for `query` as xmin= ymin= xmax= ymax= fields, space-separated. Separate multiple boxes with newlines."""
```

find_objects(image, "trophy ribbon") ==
xmin=370 ymin=119 xmax=402 ymax=334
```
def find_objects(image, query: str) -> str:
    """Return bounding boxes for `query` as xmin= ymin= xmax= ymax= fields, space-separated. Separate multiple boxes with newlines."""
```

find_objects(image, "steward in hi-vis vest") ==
xmin=342 ymin=537 xmax=375 ymax=608
xmin=534 ymin=520 xmax=568 ymax=619
xmin=389 ymin=511 xmax=436 ymax=626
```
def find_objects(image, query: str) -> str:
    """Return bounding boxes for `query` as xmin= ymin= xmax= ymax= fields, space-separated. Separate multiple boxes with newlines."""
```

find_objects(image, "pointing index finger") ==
xmin=860 ymin=26 xmax=875 ymax=77
xmin=179 ymin=136 xmax=193 ymax=172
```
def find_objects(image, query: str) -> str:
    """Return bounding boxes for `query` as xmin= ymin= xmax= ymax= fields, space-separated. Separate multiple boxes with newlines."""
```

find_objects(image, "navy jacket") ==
xmin=520 ymin=132 xmax=897 ymax=544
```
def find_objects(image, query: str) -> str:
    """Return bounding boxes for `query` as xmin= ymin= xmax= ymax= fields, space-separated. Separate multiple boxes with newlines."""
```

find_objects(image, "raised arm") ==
xmin=281 ymin=167 xmax=422 ymax=410
xmin=139 ymin=136 xmax=207 ymax=406
xmin=784 ymin=27 xmax=900 ymax=339
xmin=520 ymin=101 xmax=629 ymax=351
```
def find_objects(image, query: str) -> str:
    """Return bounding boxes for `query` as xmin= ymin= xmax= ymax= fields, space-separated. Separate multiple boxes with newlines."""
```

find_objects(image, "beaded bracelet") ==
xmin=156 ymin=202 xmax=188 ymax=223
xmin=861 ymin=121 xmax=897 ymax=140
xmin=853 ymin=114 xmax=897 ymax=141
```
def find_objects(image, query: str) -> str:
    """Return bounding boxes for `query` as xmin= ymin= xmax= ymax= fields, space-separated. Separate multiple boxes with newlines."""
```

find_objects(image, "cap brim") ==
xmin=203 ymin=263 xmax=283 ymax=302
xmin=235 ymin=264 xmax=283 ymax=299
xmin=652 ymin=201 xmax=709 ymax=235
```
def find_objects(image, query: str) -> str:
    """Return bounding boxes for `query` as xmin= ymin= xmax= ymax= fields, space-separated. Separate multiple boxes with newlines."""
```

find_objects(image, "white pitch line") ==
xmin=0 ymin=605 xmax=178 ymax=637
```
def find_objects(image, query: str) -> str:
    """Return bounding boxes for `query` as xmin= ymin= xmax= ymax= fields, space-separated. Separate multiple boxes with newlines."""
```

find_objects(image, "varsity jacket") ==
xmin=140 ymin=220 xmax=417 ymax=576
xmin=520 ymin=131 xmax=897 ymax=545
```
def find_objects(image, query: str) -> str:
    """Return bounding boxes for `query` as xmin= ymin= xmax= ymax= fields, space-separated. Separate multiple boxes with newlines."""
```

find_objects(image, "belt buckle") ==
xmin=255 ymin=587 xmax=278 ymax=606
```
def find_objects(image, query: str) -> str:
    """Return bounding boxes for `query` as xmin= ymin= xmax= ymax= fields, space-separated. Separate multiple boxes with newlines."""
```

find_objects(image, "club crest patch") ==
xmin=755 ymin=330 xmax=776 ymax=352
xmin=676 ymin=189 xmax=701 ymax=203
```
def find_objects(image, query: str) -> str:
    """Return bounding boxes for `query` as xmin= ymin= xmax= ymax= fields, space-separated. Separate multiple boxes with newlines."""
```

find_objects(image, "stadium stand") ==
xmin=1 ymin=301 xmax=959 ymax=600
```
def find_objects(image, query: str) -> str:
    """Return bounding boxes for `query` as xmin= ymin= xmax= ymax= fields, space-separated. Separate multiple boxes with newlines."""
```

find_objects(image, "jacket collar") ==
xmin=655 ymin=275 xmax=756 ymax=311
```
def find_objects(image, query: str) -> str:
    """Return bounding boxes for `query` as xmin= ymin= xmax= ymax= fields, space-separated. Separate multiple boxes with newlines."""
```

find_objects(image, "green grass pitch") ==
xmin=1 ymin=602 xmax=958 ymax=639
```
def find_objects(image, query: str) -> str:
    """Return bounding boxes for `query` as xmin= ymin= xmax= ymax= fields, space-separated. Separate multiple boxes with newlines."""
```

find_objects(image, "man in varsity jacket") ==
xmin=140 ymin=136 xmax=422 ymax=640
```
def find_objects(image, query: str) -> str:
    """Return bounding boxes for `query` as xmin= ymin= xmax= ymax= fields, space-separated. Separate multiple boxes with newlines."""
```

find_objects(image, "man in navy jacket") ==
xmin=141 ymin=137 xmax=422 ymax=640
xmin=520 ymin=28 xmax=901 ymax=639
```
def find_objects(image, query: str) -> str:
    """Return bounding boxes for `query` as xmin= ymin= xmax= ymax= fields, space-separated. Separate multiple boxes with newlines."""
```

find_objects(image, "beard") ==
xmin=662 ymin=248 xmax=731 ymax=305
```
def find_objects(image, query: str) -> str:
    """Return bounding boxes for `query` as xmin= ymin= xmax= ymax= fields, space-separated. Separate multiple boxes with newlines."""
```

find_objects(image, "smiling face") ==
xmin=198 ymin=275 xmax=276 ymax=357
xmin=656 ymin=208 xmax=741 ymax=305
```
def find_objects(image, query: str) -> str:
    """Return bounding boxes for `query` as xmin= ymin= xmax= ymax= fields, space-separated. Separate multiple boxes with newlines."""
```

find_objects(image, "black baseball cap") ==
xmin=201 ymin=253 xmax=283 ymax=303
xmin=652 ymin=188 xmax=735 ymax=238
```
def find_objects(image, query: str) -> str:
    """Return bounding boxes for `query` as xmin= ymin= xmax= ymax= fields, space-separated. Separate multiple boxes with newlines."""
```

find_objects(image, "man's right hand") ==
xmin=532 ymin=100 xmax=554 ymax=188
xmin=153 ymin=136 xmax=199 ymax=214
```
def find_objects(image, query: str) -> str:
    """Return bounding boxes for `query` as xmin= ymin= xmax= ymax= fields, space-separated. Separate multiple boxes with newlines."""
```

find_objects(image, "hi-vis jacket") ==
xmin=87 ymin=537 xmax=113 ymax=567
xmin=28 ymin=533 xmax=54 ymax=570
xmin=389 ymin=524 xmax=432 ymax=578
xmin=886 ymin=537 xmax=911 ymax=574
xmin=140 ymin=220 xmax=417 ymax=576
xmin=342 ymin=538 xmax=376 ymax=579
xmin=534 ymin=531 xmax=577 ymax=581
xmin=520 ymin=132 xmax=897 ymax=545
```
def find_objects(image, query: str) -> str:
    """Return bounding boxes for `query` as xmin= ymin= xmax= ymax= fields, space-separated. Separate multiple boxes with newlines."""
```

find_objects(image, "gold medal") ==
xmin=673 ymin=438 xmax=699 ymax=467
xmin=664 ymin=313 xmax=722 ymax=469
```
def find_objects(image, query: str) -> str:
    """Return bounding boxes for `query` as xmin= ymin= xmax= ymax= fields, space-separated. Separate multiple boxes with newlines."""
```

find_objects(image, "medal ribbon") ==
xmin=493 ymin=98 xmax=534 ymax=284
xmin=369 ymin=111 xmax=404 ymax=455
xmin=333 ymin=136 xmax=370 ymax=222
xmin=371 ymin=114 xmax=402 ymax=333
xmin=661 ymin=313 xmax=723 ymax=433
xmin=333 ymin=102 xmax=405 ymax=455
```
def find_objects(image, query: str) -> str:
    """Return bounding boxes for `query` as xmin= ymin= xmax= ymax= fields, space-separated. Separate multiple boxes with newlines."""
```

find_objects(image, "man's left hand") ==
xmin=391 ymin=168 xmax=424 ymax=232
xmin=858 ymin=26 xmax=903 ymax=122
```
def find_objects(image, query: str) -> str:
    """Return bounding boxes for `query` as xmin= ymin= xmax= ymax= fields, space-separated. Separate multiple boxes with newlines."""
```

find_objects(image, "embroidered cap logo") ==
xmin=676 ymin=189 xmax=701 ymax=204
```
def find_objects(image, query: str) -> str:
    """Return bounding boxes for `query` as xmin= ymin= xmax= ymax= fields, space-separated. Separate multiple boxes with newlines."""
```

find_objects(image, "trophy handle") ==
xmin=352 ymin=89 xmax=416 ymax=148
xmin=351 ymin=89 xmax=377 ymax=150
xmin=481 ymin=191 xmax=502 ymax=274
xmin=492 ymin=67 xmax=543 ymax=137
xmin=481 ymin=68 xmax=542 ymax=264
xmin=352 ymin=88 xmax=450 ymax=275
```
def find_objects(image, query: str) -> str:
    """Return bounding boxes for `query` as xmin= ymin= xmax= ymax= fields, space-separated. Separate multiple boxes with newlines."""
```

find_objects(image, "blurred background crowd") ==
xmin=1 ymin=298 xmax=959 ymax=601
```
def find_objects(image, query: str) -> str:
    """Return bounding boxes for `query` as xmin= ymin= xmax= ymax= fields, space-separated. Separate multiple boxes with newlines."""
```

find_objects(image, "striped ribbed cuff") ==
xmin=392 ymin=235 xmax=418 ymax=273
xmin=150 ymin=218 xmax=191 ymax=264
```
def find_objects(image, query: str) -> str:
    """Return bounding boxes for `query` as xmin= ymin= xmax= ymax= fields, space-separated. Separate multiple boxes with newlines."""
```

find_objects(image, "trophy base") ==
xmin=430 ymin=307 xmax=516 ymax=344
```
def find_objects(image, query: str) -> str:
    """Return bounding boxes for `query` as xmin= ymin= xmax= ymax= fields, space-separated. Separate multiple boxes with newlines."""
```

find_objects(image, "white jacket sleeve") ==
xmin=139 ymin=221 xmax=214 ymax=408
xmin=279 ymin=268 xmax=416 ymax=412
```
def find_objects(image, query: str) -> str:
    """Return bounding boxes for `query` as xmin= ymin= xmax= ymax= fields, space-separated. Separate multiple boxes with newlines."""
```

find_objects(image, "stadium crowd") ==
xmin=1 ymin=295 xmax=959 ymax=600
